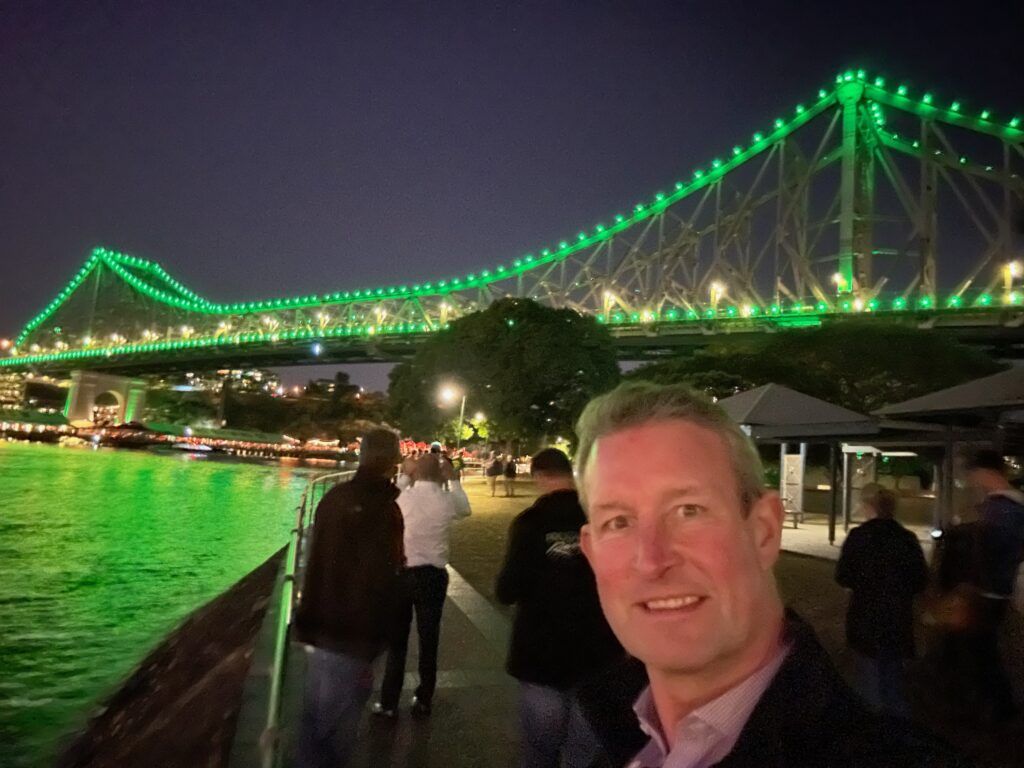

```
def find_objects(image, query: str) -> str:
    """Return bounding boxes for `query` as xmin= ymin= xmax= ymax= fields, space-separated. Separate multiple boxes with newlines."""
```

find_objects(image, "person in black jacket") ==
xmin=943 ymin=449 xmax=1024 ymax=725
xmin=292 ymin=427 xmax=404 ymax=768
xmin=835 ymin=485 xmax=929 ymax=716
xmin=572 ymin=381 xmax=965 ymax=768
xmin=496 ymin=448 xmax=622 ymax=768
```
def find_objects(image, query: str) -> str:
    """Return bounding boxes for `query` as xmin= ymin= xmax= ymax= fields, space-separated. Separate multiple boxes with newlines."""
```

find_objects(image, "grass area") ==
xmin=449 ymin=477 xmax=1024 ymax=767
xmin=449 ymin=474 xmax=537 ymax=609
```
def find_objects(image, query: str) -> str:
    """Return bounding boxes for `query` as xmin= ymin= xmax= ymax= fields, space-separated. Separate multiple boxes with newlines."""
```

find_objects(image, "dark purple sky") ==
xmin=2 ymin=1 xmax=1021 ymax=389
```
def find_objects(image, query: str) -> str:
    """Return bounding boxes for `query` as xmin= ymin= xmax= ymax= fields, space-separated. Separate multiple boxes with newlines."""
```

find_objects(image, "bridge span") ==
xmin=3 ymin=68 xmax=1022 ymax=376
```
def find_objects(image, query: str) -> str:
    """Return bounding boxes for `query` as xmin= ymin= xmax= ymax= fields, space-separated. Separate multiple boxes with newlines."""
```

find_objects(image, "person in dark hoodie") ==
xmin=496 ymin=448 xmax=622 ymax=768
xmin=572 ymin=382 xmax=966 ymax=768
xmin=835 ymin=485 xmax=929 ymax=716
xmin=956 ymin=449 xmax=1024 ymax=724
xmin=292 ymin=427 xmax=404 ymax=768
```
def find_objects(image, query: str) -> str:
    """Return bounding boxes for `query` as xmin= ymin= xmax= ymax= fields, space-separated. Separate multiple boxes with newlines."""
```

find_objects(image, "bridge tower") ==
xmin=836 ymin=81 xmax=875 ymax=299
xmin=64 ymin=371 xmax=146 ymax=425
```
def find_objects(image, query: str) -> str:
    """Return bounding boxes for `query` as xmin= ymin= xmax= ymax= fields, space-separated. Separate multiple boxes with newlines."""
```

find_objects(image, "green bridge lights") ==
xmin=6 ymin=67 xmax=1023 ymax=369
xmin=3 ymin=288 xmax=1018 ymax=370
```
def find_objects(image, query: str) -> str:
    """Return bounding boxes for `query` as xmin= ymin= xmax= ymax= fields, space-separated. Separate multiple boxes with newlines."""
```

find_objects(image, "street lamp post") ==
xmin=455 ymin=394 xmax=466 ymax=450
xmin=439 ymin=384 xmax=468 ymax=450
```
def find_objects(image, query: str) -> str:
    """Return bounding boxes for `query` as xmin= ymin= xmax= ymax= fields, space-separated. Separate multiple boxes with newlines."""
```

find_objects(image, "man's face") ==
xmin=581 ymin=419 xmax=783 ymax=679
xmin=966 ymin=467 xmax=998 ymax=495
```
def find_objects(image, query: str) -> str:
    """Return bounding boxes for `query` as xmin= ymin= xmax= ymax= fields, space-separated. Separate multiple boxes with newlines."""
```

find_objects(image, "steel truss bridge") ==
xmin=4 ymin=68 xmax=1024 ymax=375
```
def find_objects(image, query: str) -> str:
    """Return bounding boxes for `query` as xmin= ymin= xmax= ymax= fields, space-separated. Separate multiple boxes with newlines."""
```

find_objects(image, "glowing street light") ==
xmin=709 ymin=281 xmax=726 ymax=308
xmin=1001 ymin=261 xmax=1023 ymax=301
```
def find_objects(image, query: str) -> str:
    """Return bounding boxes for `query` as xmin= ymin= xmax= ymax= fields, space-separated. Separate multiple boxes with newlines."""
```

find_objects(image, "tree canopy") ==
xmin=627 ymin=322 xmax=1004 ymax=413
xmin=388 ymin=298 xmax=619 ymax=448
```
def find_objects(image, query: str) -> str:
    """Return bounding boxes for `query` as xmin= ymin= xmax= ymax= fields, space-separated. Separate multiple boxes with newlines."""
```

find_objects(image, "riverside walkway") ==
xmin=275 ymin=476 xmax=1023 ymax=768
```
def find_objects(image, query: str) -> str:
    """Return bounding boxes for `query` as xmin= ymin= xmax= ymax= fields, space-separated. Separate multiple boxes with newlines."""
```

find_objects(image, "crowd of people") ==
xmin=291 ymin=381 xmax=1023 ymax=768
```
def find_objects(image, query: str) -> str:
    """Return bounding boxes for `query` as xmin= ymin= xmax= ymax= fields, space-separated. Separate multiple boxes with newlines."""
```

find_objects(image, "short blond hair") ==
xmin=574 ymin=381 xmax=766 ymax=512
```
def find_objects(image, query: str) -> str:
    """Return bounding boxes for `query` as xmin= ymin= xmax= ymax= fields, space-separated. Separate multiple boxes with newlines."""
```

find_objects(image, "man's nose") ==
xmin=633 ymin=519 xmax=675 ymax=577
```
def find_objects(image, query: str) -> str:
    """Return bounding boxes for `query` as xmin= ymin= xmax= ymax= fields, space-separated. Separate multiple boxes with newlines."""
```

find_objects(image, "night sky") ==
xmin=2 ymin=1 xmax=1022 ymax=389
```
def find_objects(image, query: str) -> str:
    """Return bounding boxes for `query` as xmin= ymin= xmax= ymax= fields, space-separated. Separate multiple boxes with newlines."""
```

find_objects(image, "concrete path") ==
xmin=780 ymin=516 xmax=937 ymax=562
xmin=278 ymin=566 xmax=520 ymax=768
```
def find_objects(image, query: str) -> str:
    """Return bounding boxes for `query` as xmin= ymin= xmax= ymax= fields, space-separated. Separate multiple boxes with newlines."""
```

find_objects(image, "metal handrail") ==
xmin=261 ymin=469 xmax=354 ymax=768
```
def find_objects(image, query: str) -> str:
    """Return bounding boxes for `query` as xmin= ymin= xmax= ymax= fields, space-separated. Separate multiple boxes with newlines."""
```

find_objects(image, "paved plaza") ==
xmin=278 ymin=476 xmax=1024 ymax=768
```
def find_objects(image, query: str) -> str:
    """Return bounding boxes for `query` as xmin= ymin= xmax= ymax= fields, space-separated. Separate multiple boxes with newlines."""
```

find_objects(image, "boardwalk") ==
xmin=279 ymin=476 xmax=1024 ymax=768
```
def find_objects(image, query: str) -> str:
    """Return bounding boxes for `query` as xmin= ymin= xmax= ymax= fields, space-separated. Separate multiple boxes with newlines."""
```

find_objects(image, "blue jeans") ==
xmin=297 ymin=646 xmax=374 ymax=768
xmin=518 ymin=682 xmax=600 ymax=768
xmin=853 ymin=650 xmax=909 ymax=718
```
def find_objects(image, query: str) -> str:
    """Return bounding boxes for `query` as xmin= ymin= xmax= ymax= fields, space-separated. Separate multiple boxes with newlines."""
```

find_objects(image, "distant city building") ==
xmin=148 ymin=368 xmax=282 ymax=394
xmin=0 ymin=373 xmax=25 ymax=409
xmin=308 ymin=378 xmax=337 ymax=395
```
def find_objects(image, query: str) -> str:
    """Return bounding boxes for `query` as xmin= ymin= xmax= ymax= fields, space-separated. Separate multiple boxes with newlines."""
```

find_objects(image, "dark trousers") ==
xmin=853 ymin=650 xmax=910 ymax=718
xmin=946 ymin=597 xmax=1016 ymax=721
xmin=380 ymin=565 xmax=449 ymax=708
xmin=297 ymin=647 xmax=373 ymax=768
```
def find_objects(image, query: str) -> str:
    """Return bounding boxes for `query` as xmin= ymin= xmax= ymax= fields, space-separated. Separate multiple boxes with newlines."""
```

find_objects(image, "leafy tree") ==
xmin=142 ymin=388 xmax=218 ymax=425
xmin=628 ymin=322 xmax=1004 ymax=413
xmin=389 ymin=298 xmax=619 ymax=448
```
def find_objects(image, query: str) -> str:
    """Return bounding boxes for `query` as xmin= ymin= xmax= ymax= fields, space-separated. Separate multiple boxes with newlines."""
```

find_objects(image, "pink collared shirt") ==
xmin=627 ymin=643 xmax=791 ymax=768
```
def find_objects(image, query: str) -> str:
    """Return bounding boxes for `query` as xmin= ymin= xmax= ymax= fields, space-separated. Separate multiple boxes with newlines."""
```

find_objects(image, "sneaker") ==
xmin=410 ymin=696 xmax=432 ymax=719
xmin=371 ymin=702 xmax=397 ymax=719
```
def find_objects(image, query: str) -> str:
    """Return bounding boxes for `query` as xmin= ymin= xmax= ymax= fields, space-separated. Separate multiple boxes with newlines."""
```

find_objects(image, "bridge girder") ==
xmin=4 ymin=69 xmax=1023 ymax=374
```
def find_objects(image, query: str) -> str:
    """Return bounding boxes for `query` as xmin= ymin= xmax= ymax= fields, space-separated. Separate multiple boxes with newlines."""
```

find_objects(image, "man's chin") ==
xmin=624 ymin=640 xmax=714 ymax=676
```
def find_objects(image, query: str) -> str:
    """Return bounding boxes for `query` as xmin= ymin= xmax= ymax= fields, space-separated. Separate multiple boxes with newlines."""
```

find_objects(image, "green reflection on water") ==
xmin=0 ymin=441 xmax=312 ymax=767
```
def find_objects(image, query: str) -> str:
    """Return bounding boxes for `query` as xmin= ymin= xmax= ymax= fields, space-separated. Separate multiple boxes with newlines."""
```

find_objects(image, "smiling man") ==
xmin=575 ymin=382 xmax=965 ymax=768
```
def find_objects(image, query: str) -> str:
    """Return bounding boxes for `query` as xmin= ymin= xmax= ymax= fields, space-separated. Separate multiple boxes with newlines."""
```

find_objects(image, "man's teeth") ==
xmin=645 ymin=596 xmax=701 ymax=611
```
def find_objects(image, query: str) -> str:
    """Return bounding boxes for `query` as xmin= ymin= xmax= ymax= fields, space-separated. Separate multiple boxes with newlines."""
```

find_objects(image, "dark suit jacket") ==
xmin=579 ymin=612 xmax=969 ymax=767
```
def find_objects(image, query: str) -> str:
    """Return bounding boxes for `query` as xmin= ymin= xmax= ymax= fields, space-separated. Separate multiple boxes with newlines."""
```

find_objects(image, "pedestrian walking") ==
xmin=504 ymin=454 xmax=518 ymax=497
xmin=486 ymin=453 xmax=504 ymax=497
xmin=292 ymin=427 xmax=405 ymax=768
xmin=496 ymin=448 xmax=623 ymax=768
xmin=835 ymin=486 xmax=929 ymax=716
xmin=373 ymin=454 xmax=472 ymax=718
xmin=938 ymin=449 xmax=1024 ymax=725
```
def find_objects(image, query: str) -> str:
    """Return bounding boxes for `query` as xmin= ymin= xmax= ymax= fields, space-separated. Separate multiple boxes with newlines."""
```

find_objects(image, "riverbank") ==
xmin=55 ymin=549 xmax=285 ymax=768
xmin=0 ymin=441 xmax=311 ymax=767
xmin=0 ymin=410 xmax=358 ymax=463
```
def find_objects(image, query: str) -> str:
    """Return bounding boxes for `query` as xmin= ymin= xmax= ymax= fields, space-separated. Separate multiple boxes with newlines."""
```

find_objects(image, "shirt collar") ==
xmin=630 ymin=641 xmax=791 ymax=767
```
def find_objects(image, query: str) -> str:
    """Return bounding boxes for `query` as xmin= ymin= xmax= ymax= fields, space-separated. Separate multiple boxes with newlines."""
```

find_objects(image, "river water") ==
xmin=0 ymin=441 xmax=315 ymax=767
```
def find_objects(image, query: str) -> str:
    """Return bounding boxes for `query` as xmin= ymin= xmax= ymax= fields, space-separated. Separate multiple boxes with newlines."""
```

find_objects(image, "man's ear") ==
xmin=749 ymin=491 xmax=783 ymax=570
xmin=580 ymin=522 xmax=594 ymax=565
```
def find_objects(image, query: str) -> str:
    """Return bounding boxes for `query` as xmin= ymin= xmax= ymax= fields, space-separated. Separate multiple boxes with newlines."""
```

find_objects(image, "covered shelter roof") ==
xmin=717 ymin=384 xmax=877 ymax=441
xmin=875 ymin=366 xmax=1024 ymax=424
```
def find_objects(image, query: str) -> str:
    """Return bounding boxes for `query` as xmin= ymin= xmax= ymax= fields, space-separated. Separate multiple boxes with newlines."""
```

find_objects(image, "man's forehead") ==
xmin=589 ymin=418 xmax=728 ymax=461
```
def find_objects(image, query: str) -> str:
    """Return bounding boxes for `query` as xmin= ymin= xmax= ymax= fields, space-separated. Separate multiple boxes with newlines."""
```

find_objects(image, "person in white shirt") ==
xmin=373 ymin=453 xmax=471 ymax=718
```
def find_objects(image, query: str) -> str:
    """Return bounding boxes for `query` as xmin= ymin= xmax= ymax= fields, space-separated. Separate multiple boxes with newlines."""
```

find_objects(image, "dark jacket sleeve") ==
xmin=495 ymin=514 xmax=532 ymax=605
xmin=835 ymin=529 xmax=859 ymax=589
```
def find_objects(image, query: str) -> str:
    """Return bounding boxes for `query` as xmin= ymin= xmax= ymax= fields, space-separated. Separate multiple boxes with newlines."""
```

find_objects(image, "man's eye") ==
xmin=674 ymin=504 xmax=704 ymax=519
xmin=601 ymin=515 xmax=631 ymax=532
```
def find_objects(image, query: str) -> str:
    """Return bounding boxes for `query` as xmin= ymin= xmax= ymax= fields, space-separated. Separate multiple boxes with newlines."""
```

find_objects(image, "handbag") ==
xmin=926 ymin=584 xmax=979 ymax=631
